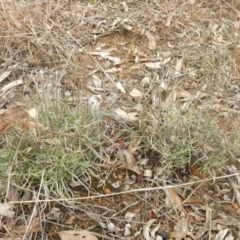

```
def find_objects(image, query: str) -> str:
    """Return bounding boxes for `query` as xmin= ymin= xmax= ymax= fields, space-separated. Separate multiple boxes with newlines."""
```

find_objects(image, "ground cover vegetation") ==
xmin=1 ymin=0 xmax=240 ymax=239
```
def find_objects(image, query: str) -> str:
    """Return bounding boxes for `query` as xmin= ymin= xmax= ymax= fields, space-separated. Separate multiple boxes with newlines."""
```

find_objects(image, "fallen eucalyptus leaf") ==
xmin=58 ymin=230 xmax=98 ymax=240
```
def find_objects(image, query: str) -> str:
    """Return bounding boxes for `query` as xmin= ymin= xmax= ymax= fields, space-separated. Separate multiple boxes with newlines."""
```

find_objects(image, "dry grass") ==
xmin=1 ymin=0 xmax=240 ymax=239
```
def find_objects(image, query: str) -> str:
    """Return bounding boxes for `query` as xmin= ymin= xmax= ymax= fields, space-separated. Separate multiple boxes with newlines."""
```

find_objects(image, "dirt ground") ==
xmin=1 ymin=0 xmax=240 ymax=239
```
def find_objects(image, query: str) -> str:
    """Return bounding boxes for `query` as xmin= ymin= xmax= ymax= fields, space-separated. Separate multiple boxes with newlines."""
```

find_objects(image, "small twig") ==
xmin=9 ymin=173 xmax=240 ymax=204
xmin=22 ymin=170 xmax=45 ymax=239
xmin=112 ymin=200 xmax=140 ymax=217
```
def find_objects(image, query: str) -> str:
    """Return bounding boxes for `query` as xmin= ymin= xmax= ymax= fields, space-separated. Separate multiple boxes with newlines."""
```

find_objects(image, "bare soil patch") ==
xmin=1 ymin=0 xmax=240 ymax=239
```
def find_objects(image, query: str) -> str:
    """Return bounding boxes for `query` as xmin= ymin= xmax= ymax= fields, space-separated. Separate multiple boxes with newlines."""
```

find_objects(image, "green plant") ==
xmin=1 ymin=99 xmax=106 ymax=199
xmin=140 ymin=106 xmax=235 ymax=172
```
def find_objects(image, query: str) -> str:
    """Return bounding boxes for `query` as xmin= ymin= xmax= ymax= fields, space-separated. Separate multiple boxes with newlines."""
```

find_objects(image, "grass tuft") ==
xmin=1 ymin=99 xmax=106 ymax=198
xmin=140 ymin=107 xmax=236 ymax=172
